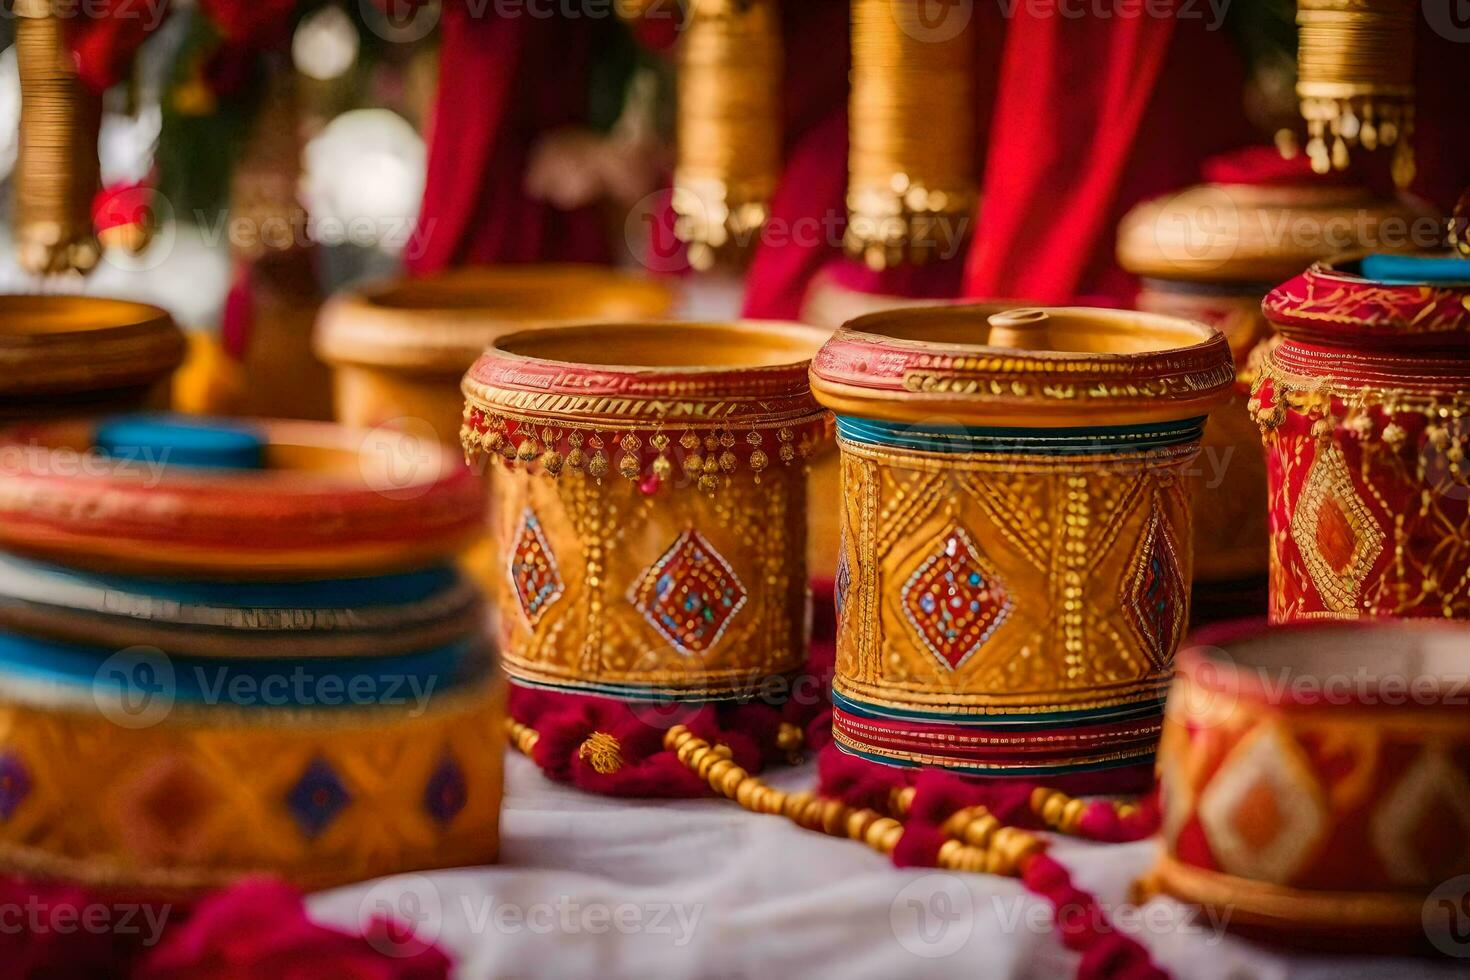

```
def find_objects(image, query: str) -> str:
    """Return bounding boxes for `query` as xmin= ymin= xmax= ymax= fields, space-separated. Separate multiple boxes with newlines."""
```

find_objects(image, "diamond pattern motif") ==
xmin=0 ymin=752 xmax=29 ymax=822
xmin=1126 ymin=511 xmax=1186 ymax=666
xmin=115 ymin=756 xmax=219 ymax=860
xmin=509 ymin=507 xmax=564 ymax=626
xmin=1370 ymin=748 xmax=1470 ymax=885
xmin=630 ymin=528 xmax=747 ymax=654
xmin=1291 ymin=443 xmax=1385 ymax=612
xmin=424 ymin=754 xmax=468 ymax=827
xmin=835 ymin=533 xmax=851 ymax=622
xmin=1197 ymin=724 xmax=1327 ymax=883
xmin=287 ymin=758 xmax=351 ymax=840
xmin=900 ymin=525 xmax=1010 ymax=671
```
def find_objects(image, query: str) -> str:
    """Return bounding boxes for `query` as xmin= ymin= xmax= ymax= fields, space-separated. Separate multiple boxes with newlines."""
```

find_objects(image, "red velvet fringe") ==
xmin=820 ymin=748 xmax=1167 ymax=979
xmin=510 ymin=586 xmax=837 ymax=798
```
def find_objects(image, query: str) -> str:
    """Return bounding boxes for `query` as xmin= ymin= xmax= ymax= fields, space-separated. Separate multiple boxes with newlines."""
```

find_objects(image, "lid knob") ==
xmin=987 ymin=309 xmax=1052 ymax=351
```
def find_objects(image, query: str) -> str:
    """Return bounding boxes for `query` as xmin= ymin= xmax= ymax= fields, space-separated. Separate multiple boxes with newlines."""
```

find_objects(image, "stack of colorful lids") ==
xmin=0 ymin=414 xmax=502 ymax=892
xmin=0 ymin=296 xmax=184 ymax=423
xmin=1115 ymin=149 xmax=1434 ymax=618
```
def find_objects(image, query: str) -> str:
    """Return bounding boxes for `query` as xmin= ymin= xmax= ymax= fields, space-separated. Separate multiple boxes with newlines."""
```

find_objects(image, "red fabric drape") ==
xmin=963 ymin=8 xmax=1251 ymax=305
xmin=1410 ymin=18 xmax=1470 ymax=214
xmin=406 ymin=3 xmax=611 ymax=273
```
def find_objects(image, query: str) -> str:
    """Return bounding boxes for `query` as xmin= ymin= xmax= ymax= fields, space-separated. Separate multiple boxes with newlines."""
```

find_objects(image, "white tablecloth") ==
xmin=309 ymin=754 xmax=1461 ymax=979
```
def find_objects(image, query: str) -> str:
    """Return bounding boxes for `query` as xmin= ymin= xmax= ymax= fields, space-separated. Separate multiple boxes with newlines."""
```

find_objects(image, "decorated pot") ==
xmin=1151 ymin=619 xmax=1470 ymax=950
xmin=1116 ymin=172 xmax=1433 ymax=616
xmin=809 ymin=306 xmax=1234 ymax=784
xmin=0 ymin=295 xmax=184 ymax=422
xmin=0 ymin=415 xmax=502 ymax=890
xmin=1253 ymin=254 xmax=1470 ymax=623
xmin=798 ymin=274 xmax=1022 ymax=586
xmin=315 ymin=265 xmax=676 ymax=444
xmin=462 ymin=321 xmax=830 ymax=701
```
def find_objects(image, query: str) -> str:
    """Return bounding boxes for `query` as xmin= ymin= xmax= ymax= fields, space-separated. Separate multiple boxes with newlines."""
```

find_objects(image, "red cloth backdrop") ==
xmin=962 ymin=7 xmax=1252 ymax=305
xmin=406 ymin=2 xmax=612 ymax=273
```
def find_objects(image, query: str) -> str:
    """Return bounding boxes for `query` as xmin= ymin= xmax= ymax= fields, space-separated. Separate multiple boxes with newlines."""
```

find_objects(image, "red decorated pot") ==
xmin=0 ymin=416 xmax=483 ymax=578
xmin=1254 ymin=255 xmax=1470 ymax=623
xmin=1152 ymin=619 xmax=1470 ymax=950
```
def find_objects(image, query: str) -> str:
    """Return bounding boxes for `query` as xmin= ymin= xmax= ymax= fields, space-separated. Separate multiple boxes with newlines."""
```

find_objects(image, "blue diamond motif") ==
xmin=424 ymin=754 xmax=468 ymax=827
xmin=835 ymin=538 xmax=851 ymax=622
xmin=286 ymin=758 xmax=351 ymax=839
xmin=0 ymin=752 xmax=29 ymax=822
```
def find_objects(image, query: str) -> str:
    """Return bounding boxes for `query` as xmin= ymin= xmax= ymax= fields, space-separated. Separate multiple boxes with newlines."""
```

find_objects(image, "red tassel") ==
xmin=1020 ymin=853 xmax=1169 ymax=980
xmin=1075 ymin=790 xmax=1161 ymax=843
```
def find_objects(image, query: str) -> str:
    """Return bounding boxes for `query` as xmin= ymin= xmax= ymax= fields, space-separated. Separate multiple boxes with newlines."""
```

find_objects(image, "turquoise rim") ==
xmin=0 ymin=631 xmax=488 ymax=706
xmin=835 ymin=415 xmax=1208 ymax=455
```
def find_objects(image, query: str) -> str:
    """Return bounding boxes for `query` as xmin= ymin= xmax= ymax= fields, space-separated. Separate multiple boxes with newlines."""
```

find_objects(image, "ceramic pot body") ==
xmin=463 ymin=321 xmax=829 ymax=700
xmin=1255 ymin=258 xmax=1470 ymax=623
xmin=0 ymin=416 xmax=502 ymax=890
xmin=811 ymin=306 xmax=1234 ymax=781
xmin=315 ymin=265 xmax=676 ymax=444
xmin=797 ymin=278 xmax=1023 ymax=585
xmin=0 ymin=295 xmax=183 ymax=421
xmin=1153 ymin=620 xmax=1470 ymax=949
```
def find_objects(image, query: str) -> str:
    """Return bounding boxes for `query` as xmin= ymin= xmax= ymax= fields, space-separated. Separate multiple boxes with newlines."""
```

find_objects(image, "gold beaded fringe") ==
xmin=846 ymin=0 xmax=977 ymax=270
xmin=13 ymin=0 xmax=103 ymax=276
xmin=672 ymin=0 xmax=783 ymax=270
xmin=1295 ymin=0 xmax=1416 ymax=187
xmin=461 ymin=408 xmax=819 ymax=493
xmin=505 ymin=718 xmax=1140 ymax=875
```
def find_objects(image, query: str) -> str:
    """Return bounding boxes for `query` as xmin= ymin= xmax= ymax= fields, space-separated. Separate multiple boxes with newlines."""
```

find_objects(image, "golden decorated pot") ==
xmin=797 ymin=274 xmax=1025 ymax=589
xmin=314 ymin=265 xmax=676 ymax=444
xmin=462 ymin=321 xmax=830 ymax=700
xmin=0 ymin=415 xmax=502 ymax=891
xmin=1117 ymin=178 xmax=1433 ymax=607
xmin=1254 ymin=253 xmax=1470 ymax=623
xmin=0 ymin=295 xmax=184 ymax=422
xmin=1150 ymin=619 xmax=1470 ymax=951
xmin=810 ymin=306 xmax=1234 ymax=784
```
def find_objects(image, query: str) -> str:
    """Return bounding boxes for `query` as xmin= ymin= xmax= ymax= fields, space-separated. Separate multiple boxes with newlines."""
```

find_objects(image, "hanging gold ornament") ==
xmin=1296 ymin=0 xmax=1417 ymax=187
xmin=13 ymin=0 xmax=103 ymax=277
xmin=846 ymin=0 xmax=977 ymax=270
xmin=230 ymin=71 xmax=310 ymax=263
xmin=1450 ymin=188 xmax=1470 ymax=258
xmin=672 ymin=0 xmax=782 ymax=270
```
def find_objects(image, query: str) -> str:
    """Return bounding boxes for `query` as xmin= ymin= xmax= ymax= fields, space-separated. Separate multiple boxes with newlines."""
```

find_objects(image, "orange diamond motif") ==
xmin=509 ymin=507 xmax=564 ymax=626
xmin=113 ymin=756 xmax=219 ymax=862
xmin=900 ymin=525 xmax=1010 ymax=671
xmin=1197 ymin=724 xmax=1327 ymax=884
xmin=630 ymin=528 xmax=747 ymax=655
xmin=1370 ymin=749 xmax=1470 ymax=885
xmin=1291 ymin=444 xmax=1384 ymax=612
